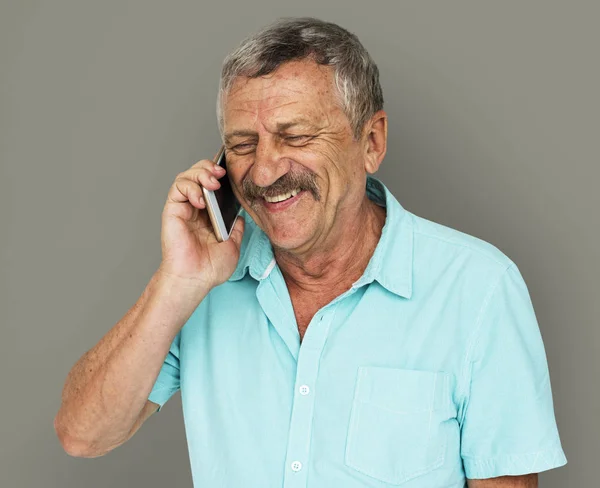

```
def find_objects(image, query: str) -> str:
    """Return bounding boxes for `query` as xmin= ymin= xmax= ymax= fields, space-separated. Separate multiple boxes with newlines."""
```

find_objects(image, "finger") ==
xmin=190 ymin=158 xmax=226 ymax=177
xmin=193 ymin=168 xmax=224 ymax=188
xmin=229 ymin=215 xmax=245 ymax=250
xmin=183 ymin=167 xmax=224 ymax=191
xmin=167 ymin=178 xmax=205 ymax=208
xmin=190 ymin=168 xmax=225 ymax=191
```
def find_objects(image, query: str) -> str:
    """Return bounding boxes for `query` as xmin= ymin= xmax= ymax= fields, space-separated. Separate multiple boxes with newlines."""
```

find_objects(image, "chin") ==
xmin=263 ymin=221 xmax=313 ymax=252
xmin=247 ymin=195 xmax=320 ymax=251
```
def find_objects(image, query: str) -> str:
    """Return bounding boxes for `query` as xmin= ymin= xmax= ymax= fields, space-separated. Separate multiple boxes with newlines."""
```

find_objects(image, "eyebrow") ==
xmin=224 ymin=130 xmax=257 ymax=144
xmin=224 ymin=119 xmax=318 ymax=143
xmin=276 ymin=119 xmax=316 ymax=131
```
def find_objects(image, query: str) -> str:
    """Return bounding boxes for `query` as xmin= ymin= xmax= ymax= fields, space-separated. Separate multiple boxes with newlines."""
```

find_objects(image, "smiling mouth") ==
xmin=263 ymin=188 xmax=301 ymax=203
xmin=259 ymin=188 xmax=306 ymax=214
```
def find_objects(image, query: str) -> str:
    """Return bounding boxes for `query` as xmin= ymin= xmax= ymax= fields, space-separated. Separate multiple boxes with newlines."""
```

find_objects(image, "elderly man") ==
xmin=55 ymin=17 xmax=566 ymax=488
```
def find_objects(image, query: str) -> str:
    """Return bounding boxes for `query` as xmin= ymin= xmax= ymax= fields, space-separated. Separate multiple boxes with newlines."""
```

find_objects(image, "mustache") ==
xmin=242 ymin=170 xmax=321 ymax=203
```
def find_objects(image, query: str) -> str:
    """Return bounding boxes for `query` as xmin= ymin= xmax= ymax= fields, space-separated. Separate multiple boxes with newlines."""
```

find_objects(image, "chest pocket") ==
xmin=344 ymin=366 xmax=454 ymax=485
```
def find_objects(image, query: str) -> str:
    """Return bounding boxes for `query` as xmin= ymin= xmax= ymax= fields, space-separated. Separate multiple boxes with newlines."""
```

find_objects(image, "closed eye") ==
xmin=285 ymin=135 xmax=314 ymax=145
xmin=232 ymin=143 xmax=257 ymax=154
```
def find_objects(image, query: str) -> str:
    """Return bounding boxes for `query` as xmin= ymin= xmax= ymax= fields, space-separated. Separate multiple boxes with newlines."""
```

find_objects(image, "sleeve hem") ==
xmin=148 ymin=384 xmax=179 ymax=412
xmin=463 ymin=447 xmax=567 ymax=478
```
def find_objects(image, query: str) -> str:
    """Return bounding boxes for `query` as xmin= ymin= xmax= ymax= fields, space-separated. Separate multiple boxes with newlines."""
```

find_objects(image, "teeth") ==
xmin=264 ymin=188 xmax=300 ymax=203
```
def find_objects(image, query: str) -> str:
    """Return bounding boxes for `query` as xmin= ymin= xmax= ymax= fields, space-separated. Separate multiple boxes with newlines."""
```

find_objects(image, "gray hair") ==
xmin=217 ymin=17 xmax=384 ymax=140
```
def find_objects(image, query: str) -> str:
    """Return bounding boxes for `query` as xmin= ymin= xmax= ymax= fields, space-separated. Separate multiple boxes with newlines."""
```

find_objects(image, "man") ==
xmin=54 ymin=17 xmax=567 ymax=487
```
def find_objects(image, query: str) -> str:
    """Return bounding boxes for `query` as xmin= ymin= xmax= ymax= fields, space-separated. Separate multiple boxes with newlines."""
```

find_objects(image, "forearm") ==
xmin=54 ymin=269 xmax=208 ymax=456
xmin=467 ymin=474 xmax=538 ymax=487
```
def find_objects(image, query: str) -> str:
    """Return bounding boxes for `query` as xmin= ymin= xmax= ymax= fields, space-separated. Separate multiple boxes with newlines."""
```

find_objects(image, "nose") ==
xmin=249 ymin=137 xmax=291 ymax=188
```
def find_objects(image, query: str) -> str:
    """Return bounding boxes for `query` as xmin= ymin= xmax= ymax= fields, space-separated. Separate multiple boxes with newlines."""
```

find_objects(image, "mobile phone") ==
xmin=201 ymin=146 xmax=242 ymax=242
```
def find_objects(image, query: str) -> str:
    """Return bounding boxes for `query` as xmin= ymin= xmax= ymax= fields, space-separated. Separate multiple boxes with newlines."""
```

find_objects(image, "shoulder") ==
xmin=409 ymin=211 xmax=515 ymax=272
xmin=405 ymin=211 xmax=518 ymax=298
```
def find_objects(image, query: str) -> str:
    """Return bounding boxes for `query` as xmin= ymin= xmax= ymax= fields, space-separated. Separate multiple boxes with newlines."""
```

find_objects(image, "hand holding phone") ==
xmin=158 ymin=147 xmax=244 ymax=290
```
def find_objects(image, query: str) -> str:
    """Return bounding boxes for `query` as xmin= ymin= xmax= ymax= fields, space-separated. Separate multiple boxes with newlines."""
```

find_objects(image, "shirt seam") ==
xmin=461 ymin=446 xmax=563 ymax=460
xmin=412 ymin=229 xmax=510 ymax=268
xmin=457 ymin=262 xmax=515 ymax=424
xmin=149 ymin=383 xmax=175 ymax=391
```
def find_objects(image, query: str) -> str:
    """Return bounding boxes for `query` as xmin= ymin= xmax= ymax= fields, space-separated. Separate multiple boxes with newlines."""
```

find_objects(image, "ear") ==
xmin=362 ymin=110 xmax=387 ymax=174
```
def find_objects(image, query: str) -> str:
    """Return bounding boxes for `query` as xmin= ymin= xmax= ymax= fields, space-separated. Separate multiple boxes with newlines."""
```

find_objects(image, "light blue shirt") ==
xmin=148 ymin=176 xmax=567 ymax=487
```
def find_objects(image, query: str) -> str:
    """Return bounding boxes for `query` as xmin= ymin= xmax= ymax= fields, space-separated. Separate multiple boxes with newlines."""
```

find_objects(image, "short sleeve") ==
xmin=148 ymin=331 xmax=181 ymax=412
xmin=460 ymin=263 xmax=567 ymax=479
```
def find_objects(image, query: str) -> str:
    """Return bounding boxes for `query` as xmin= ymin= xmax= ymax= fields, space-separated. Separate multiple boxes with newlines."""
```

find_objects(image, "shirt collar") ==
xmin=229 ymin=176 xmax=414 ymax=299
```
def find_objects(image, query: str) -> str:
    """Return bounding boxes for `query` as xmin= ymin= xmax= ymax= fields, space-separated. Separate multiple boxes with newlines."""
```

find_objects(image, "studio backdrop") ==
xmin=1 ymin=1 xmax=598 ymax=487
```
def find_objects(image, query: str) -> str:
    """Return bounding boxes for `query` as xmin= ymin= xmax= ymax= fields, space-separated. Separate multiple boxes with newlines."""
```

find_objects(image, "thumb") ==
xmin=229 ymin=215 xmax=245 ymax=251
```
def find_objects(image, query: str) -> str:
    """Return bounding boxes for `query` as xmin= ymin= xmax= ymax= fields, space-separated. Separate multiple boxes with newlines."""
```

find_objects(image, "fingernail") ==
xmin=215 ymin=165 xmax=226 ymax=172
xmin=210 ymin=176 xmax=218 ymax=183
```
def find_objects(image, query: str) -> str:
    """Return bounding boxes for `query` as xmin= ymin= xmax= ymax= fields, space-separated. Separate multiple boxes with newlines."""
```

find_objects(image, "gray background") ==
xmin=0 ymin=1 xmax=597 ymax=487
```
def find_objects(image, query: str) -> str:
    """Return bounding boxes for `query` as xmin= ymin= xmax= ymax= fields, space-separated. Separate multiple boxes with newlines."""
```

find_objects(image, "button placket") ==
xmin=283 ymin=309 xmax=335 ymax=488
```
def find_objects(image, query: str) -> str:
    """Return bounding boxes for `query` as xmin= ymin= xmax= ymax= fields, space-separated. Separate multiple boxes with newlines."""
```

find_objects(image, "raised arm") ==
xmin=54 ymin=155 xmax=244 ymax=457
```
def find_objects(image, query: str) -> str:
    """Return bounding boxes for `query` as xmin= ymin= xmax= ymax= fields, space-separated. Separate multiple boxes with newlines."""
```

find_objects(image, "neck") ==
xmin=274 ymin=195 xmax=386 ymax=295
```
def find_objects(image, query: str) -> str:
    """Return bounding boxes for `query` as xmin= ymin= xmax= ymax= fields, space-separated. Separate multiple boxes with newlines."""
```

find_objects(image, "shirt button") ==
xmin=291 ymin=461 xmax=302 ymax=472
xmin=299 ymin=384 xmax=310 ymax=395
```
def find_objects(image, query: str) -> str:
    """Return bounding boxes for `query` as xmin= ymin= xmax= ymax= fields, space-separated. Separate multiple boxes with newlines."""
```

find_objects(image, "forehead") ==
xmin=223 ymin=59 xmax=342 ymax=131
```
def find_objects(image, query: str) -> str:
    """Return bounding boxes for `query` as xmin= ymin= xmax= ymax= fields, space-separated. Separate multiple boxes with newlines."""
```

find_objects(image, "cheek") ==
xmin=295 ymin=146 xmax=341 ymax=189
xmin=226 ymin=157 xmax=251 ymax=191
xmin=316 ymin=149 xmax=354 ymax=192
xmin=317 ymin=137 xmax=356 ymax=174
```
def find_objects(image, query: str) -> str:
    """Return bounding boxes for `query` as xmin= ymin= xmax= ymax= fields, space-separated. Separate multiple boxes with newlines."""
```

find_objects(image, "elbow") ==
xmin=53 ymin=415 xmax=108 ymax=458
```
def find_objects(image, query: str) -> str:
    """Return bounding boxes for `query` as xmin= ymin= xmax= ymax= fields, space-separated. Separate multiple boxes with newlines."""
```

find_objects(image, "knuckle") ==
xmin=173 ymin=180 xmax=187 ymax=195
xmin=198 ymin=168 xmax=214 ymax=184
xmin=194 ymin=159 xmax=212 ymax=169
xmin=175 ymin=171 xmax=187 ymax=181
